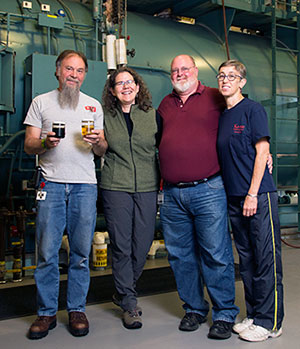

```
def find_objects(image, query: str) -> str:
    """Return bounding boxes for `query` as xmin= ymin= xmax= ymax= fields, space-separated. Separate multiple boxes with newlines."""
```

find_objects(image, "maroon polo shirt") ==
xmin=158 ymin=81 xmax=226 ymax=184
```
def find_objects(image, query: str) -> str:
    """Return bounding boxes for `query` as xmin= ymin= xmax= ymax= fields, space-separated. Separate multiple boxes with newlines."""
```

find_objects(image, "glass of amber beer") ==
xmin=81 ymin=119 xmax=94 ymax=136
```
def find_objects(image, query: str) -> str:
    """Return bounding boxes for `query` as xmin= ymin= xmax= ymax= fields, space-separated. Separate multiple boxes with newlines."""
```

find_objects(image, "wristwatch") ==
xmin=247 ymin=193 xmax=257 ymax=198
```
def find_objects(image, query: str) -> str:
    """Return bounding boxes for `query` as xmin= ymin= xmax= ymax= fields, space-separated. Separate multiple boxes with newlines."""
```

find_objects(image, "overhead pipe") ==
xmin=93 ymin=0 xmax=101 ymax=20
xmin=93 ymin=0 xmax=102 ymax=61
xmin=222 ymin=0 xmax=230 ymax=60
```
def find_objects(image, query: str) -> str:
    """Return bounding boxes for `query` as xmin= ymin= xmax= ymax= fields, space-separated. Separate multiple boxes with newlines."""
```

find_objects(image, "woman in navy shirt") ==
xmin=216 ymin=60 xmax=284 ymax=342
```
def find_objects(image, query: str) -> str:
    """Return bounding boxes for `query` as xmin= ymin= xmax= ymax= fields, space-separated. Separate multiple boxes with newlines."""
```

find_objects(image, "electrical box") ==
xmin=38 ymin=13 xmax=64 ymax=29
xmin=22 ymin=1 xmax=32 ymax=9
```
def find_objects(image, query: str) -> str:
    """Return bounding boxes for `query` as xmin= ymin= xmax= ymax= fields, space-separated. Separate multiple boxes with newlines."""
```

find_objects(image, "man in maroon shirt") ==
xmin=158 ymin=55 xmax=239 ymax=340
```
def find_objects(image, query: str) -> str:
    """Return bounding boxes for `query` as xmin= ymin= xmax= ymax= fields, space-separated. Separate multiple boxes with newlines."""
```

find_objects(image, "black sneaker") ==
xmin=208 ymin=320 xmax=234 ymax=339
xmin=179 ymin=312 xmax=207 ymax=331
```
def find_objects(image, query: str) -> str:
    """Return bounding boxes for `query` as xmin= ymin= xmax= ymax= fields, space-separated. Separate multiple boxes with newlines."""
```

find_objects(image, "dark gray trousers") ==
xmin=101 ymin=189 xmax=157 ymax=311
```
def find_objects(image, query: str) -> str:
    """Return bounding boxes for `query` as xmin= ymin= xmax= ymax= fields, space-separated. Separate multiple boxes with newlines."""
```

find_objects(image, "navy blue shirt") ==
xmin=217 ymin=98 xmax=276 ymax=196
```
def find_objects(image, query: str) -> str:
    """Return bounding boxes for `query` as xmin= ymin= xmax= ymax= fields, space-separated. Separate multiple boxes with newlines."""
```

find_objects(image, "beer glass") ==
xmin=52 ymin=121 xmax=65 ymax=138
xmin=81 ymin=119 xmax=94 ymax=136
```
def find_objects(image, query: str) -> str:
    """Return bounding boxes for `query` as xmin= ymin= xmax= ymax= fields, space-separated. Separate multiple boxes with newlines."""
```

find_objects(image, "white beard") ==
xmin=58 ymin=81 xmax=80 ymax=110
xmin=172 ymin=77 xmax=198 ymax=94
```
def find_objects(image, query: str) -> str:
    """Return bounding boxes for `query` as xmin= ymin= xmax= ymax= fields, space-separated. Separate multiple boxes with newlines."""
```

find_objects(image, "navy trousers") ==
xmin=228 ymin=192 xmax=284 ymax=330
xmin=101 ymin=189 xmax=157 ymax=311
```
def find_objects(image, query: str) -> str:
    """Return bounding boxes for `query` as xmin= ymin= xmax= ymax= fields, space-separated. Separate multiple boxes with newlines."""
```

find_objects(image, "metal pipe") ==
xmin=221 ymin=0 xmax=230 ymax=60
xmin=93 ymin=0 xmax=101 ymax=20
xmin=93 ymin=0 xmax=102 ymax=60
xmin=6 ymin=151 xmax=16 ymax=199
xmin=5 ymin=112 xmax=10 ymax=135
xmin=95 ymin=20 xmax=99 ymax=61
xmin=0 ymin=11 xmax=36 ymax=20
xmin=47 ymin=27 xmax=51 ymax=55
xmin=17 ymin=139 xmax=35 ymax=172
xmin=0 ymin=130 xmax=25 ymax=156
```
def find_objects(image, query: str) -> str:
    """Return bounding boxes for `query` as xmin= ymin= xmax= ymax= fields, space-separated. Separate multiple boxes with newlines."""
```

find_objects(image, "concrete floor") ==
xmin=0 ymin=239 xmax=299 ymax=349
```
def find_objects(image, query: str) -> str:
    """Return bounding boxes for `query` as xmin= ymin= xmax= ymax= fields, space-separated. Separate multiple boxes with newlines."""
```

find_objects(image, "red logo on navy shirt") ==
xmin=233 ymin=124 xmax=245 ymax=134
xmin=85 ymin=106 xmax=96 ymax=112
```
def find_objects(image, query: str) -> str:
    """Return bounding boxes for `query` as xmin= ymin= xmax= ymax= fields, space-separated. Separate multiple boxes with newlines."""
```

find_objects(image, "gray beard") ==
xmin=172 ymin=79 xmax=195 ymax=93
xmin=58 ymin=82 xmax=80 ymax=110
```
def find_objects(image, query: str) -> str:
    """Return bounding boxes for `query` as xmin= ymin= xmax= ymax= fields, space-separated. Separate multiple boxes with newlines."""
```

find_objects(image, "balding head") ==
xmin=171 ymin=55 xmax=195 ymax=69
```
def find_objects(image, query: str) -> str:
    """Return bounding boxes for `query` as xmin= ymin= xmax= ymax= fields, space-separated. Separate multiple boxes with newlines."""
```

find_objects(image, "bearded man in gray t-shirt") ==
xmin=24 ymin=50 xmax=107 ymax=340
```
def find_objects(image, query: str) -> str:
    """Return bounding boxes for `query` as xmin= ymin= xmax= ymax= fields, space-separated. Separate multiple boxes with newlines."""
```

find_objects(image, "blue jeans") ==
xmin=35 ymin=181 xmax=97 ymax=316
xmin=160 ymin=175 xmax=239 ymax=322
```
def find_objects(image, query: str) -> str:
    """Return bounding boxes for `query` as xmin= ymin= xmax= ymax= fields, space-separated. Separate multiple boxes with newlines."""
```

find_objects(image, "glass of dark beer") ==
xmin=52 ymin=122 xmax=65 ymax=138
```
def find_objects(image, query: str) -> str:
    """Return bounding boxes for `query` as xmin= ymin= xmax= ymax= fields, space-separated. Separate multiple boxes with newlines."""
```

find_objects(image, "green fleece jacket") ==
xmin=100 ymin=105 xmax=160 ymax=192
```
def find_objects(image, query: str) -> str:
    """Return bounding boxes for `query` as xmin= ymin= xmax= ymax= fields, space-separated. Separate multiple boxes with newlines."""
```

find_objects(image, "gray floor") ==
xmin=0 ymin=239 xmax=299 ymax=349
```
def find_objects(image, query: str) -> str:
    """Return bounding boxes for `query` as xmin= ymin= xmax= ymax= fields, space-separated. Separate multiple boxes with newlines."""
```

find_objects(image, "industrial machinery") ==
xmin=0 ymin=0 xmax=299 ymax=285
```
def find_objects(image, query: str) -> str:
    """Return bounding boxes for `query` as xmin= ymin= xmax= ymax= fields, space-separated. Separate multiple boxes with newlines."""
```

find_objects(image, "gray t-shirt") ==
xmin=24 ymin=89 xmax=103 ymax=184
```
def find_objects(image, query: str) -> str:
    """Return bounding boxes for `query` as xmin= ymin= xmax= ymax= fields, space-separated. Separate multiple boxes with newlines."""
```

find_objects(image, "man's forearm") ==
xmin=24 ymin=137 xmax=47 ymax=155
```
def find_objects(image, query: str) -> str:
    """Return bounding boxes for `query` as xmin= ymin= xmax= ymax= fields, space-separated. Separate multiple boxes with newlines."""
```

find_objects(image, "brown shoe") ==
xmin=28 ymin=315 xmax=57 ymax=339
xmin=69 ymin=311 xmax=89 ymax=336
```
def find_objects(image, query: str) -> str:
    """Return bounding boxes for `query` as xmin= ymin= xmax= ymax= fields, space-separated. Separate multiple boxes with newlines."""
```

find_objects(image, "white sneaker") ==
xmin=233 ymin=318 xmax=253 ymax=334
xmin=239 ymin=324 xmax=283 ymax=342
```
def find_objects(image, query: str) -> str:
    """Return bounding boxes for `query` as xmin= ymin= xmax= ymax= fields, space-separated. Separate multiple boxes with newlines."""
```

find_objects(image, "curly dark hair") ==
xmin=102 ymin=67 xmax=152 ymax=115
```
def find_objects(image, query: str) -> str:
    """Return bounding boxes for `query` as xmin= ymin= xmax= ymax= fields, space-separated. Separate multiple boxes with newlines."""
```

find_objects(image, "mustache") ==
xmin=66 ymin=78 xmax=79 ymax=84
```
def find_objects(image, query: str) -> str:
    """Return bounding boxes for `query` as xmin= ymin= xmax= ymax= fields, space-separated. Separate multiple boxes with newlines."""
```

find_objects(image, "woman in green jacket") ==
xmin=101 ymin=67 xmax=160 ymax=330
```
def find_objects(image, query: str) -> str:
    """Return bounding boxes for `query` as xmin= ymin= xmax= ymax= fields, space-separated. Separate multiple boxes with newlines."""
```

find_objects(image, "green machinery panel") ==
xmin=0 ymin=48 xmax=14 ymax=112
xmin=24 ymin=53 xmax=107 ymax=112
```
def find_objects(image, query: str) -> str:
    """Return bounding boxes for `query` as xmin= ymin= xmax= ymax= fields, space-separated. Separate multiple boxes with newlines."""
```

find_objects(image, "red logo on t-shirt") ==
xmin=233 ymin=124 xmax=245 ymax=134
xmin=85 ymin=106 xmax=96 ymax=112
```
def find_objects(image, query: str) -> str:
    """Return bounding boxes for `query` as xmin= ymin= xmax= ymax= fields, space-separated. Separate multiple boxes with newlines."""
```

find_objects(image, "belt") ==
xmin=174 ymin=172 xmax=220 ymax=188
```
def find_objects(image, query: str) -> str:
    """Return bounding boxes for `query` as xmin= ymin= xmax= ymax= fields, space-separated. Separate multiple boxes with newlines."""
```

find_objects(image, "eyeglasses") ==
xmin=171 ymin=66 xmax=195 ymax=75
xmin=114 ymin=79 xmax=135 ymax=87
xmin=216 ymin=73 xmax=243 ymax=81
